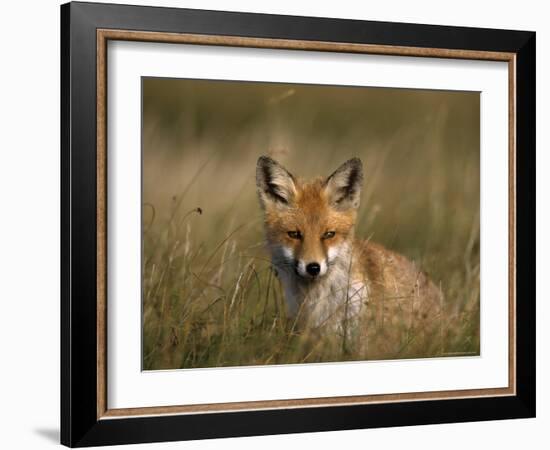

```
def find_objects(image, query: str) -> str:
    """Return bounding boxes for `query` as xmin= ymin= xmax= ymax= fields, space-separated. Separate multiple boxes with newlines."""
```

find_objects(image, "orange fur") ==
xmin=256 ymin=156 xmax=442 ymax=357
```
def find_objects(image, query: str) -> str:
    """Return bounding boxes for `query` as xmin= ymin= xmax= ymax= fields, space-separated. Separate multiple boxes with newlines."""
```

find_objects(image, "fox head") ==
xmin=256 ymin=156 xmax=363 ymax=280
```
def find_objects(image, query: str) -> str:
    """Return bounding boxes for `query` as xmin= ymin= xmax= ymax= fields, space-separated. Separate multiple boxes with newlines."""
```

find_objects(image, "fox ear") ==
xmin=324 ymin=158 xmax=363 ymax=210
xmin=256 ymin=156 xmax=297 ymax=208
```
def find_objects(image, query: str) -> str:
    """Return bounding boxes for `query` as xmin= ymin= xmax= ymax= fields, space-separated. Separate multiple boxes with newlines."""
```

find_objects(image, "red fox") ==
xmin=256 ymin=156 xmax=442 ymax=357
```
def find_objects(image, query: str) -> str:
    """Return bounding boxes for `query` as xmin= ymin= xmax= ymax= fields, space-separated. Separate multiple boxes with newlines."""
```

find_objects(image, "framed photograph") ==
xmin=61 ymin=1 xmax=536 ymax=447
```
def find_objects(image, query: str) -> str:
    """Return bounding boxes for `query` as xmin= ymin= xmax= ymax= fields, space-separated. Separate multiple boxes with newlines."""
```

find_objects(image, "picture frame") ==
xmin=60 ymin=1 xmax=536 ymax=447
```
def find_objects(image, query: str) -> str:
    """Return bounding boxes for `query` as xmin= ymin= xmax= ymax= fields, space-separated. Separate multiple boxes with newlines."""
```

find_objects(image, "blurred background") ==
xmin=142 ymin=77 xmax=480 ymax=370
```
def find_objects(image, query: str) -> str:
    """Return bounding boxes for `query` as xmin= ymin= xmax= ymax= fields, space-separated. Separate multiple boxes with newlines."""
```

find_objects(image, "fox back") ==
xmin=256 ymin=156 xmax=442 ymax=358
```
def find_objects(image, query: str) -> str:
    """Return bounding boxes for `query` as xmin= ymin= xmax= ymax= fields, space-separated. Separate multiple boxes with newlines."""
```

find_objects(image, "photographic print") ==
xmin=62 ymin=5 xmax=535 ymax=445
xmin=142 ymin=78 xmax=480 ymax=370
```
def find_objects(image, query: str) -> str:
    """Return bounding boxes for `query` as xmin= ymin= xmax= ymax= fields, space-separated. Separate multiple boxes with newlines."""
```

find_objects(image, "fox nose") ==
xmin=306 ymin=263 xmax=321 ymax=277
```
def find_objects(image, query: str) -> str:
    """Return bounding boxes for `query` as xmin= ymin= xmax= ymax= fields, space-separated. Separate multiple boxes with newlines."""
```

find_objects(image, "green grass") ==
xmin=142 ymin=200 xmax=479 ymax=370
xmin=141 ymin=78 xmax=480 ymax=370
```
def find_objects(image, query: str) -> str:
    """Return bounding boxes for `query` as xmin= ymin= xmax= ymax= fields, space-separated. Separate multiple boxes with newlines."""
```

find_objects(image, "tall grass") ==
xmin=142 ymin=79 xmax=480 ymax=370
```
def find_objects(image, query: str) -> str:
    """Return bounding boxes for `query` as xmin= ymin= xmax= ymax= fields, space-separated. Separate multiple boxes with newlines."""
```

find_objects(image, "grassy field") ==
xmin=142 ymin=78 xmax=480 ymax=370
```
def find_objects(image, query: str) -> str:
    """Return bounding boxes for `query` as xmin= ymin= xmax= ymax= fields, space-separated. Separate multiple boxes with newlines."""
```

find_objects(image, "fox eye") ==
xmin=287 ymin=231 xmax=302 ymax=239
xmin=322 ymin=231 xmax=336 ymax=239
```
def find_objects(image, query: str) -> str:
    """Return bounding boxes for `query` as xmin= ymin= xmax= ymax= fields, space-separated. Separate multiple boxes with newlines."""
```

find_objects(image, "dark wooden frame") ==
xmin=61 ymin=1 xmax=536 ymax=447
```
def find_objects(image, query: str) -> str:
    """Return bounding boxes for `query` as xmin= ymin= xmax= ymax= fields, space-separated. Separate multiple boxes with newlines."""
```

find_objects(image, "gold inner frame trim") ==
xmin=96 ymin=28 xmax=517 ymax=420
